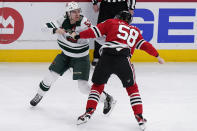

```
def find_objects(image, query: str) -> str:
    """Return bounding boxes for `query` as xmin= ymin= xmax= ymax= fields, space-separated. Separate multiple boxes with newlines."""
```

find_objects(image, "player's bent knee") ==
xmin=42 ymin=71 xmax=60 ymax=87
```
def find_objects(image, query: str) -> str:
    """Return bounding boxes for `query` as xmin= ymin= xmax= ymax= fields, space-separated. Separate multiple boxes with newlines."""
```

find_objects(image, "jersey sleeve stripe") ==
xmin=136 ymin=39 xmax=145 ymax=49
xmin=46 ymin=23 xmax=54 ymax=28
xmin=50 ymin=22 xmax=56 ymax=28
xmin=92 ymin=26 xmax=102 ymax=37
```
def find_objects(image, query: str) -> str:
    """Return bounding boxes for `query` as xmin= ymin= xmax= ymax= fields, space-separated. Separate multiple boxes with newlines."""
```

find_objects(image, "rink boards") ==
xmin=0 ymin=0 xmax=197 ymax=62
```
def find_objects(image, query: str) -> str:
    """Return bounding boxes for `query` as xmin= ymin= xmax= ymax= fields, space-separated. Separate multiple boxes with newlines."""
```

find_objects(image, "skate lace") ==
xmin=33 ymin=94 xmax=42 ymax=103
xmin=104 ymin=95 xmax=111 ymax=109
xmin=104 ymin=101 xmax=109 ymax=109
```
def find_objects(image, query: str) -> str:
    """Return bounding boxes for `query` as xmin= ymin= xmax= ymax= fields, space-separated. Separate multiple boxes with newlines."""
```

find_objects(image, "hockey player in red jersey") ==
xmin=71 ymin=10 xmax=165 ymax=130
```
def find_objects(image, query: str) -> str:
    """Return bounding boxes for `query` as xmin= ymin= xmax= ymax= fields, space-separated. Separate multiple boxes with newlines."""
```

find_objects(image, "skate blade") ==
xmin=76 ymin=120 xmax=88 ymax=125
xmin=139 ymin=121 xmax=147 ymax=131
xmin=140 ymin=126 xmax=146 ymax=131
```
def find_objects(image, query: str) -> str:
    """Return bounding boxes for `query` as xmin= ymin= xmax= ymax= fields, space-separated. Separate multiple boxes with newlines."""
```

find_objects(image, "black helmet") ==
xmin=114 ymin=10 xmax=132 ymax=23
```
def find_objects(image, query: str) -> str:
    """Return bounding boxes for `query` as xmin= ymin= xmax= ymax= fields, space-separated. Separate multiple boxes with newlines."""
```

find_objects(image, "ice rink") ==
xmin=0 ymin=62 xmax=197 ymax=131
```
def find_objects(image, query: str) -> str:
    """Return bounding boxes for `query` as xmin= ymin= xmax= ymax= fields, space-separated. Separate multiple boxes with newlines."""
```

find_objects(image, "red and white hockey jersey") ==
xmin=79 ymin=18 xmax=159 ymax=57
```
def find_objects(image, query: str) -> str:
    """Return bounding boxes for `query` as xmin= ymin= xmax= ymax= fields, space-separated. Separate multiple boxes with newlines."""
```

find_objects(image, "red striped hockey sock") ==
xmin=86 ymin=84 xmax=105 ymax=110
xmin=126 ymin=83 xmax=143 ymax=115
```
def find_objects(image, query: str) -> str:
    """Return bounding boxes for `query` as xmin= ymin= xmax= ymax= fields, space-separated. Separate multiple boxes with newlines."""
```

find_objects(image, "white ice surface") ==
xmin=0 ymin=62 xmax=197 ymax=131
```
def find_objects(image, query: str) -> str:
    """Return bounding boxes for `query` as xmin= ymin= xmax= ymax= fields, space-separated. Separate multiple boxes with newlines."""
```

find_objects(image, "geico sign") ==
xmin=132 ymin=8 xmax=196 ymax=43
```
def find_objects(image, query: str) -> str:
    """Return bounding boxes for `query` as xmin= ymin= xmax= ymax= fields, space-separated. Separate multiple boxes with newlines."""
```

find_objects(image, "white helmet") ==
xmin=65 ymin=2 xmax=81 ymax=13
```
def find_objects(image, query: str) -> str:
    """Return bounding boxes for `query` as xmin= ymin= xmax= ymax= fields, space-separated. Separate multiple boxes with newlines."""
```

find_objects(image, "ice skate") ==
xmin=30 ymin=93 xmax=43 ymax=106
xmin=135 ymin=114 xmax=147 ymax=131
xmin=103 ymin=93 xmax=117 ymax=116
xmin=77 ymin=108 xmax=95 ymax=125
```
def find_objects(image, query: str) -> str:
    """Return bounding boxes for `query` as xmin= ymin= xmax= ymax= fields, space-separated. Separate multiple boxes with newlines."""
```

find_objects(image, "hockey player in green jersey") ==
xmin=30 ymin=2 xmax=116 ymax=116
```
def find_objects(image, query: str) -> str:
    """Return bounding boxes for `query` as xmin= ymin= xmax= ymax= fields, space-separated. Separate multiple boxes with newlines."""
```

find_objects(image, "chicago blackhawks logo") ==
xmin=0 ymin=7 xmax=24 ymax=44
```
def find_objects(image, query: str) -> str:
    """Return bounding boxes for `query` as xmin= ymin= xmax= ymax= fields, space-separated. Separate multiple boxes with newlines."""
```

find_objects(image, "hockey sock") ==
xmin=86 ymin=84 xmax=105 ymax=110
xmin=38 ymin=81 xmax=50 ymax=96
xmin=38 ymin=71 xmax=59 ymax=96
xmin=126 ymin=83 xmax=143 ymax=115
